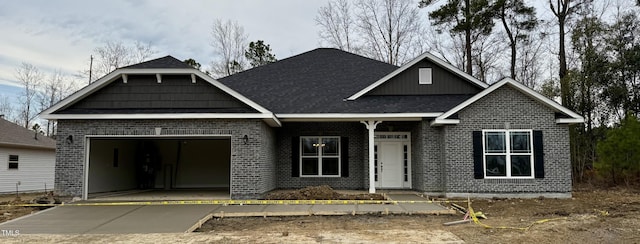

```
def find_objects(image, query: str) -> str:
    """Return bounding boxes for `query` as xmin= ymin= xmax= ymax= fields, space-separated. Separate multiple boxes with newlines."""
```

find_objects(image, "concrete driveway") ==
xmin=0 ymin=205 xmax=217 ymax=234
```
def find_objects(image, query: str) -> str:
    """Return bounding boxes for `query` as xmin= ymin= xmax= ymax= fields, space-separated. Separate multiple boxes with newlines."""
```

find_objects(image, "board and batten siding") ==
xmin=0 ymin=147 xmax=55 ymax=193
xmin=367 ymin=59 xmax=482 ymax=96
xmin=58 ymin=74 xmax=257 ymax=113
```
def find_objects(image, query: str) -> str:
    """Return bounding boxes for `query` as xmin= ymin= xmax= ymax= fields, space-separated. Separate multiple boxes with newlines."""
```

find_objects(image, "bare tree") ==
xmin=516 ymin=31 xmax=547 ymax=89
xmin=132 ymin=41 xmax=156 ymax=63
xmin=88 ymin=41 xmax=157 ymax=82
xmin=316 ymin=0 xmax=358 ymax=52
xmin=209 ymin=19 xmax=248 ymax=78
xmin=0 ymin=95 xmax=13 ymax=120
xmin=37 ymin=70 xmax=79 ymax=136
xmin=425 ymin=25 xmax=467 ymax=71
xmin=355 ymin=0 xmax=425 ymax=65
xmin=15 ymin=63 xmax=43 ymax=128
xmin=472 ymin=34 xmax=504 ymax=83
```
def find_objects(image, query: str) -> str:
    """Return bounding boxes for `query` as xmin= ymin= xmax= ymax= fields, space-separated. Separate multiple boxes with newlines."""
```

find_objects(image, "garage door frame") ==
xmin=83 ymin=134 xmax=232 ymax=200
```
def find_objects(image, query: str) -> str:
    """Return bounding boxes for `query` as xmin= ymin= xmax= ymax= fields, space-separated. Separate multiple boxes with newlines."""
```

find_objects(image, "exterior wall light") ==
xmin=66 ymin=135 xmax=73 ymax=144
xmin=243 ymin=135 xmax=249 ymax=144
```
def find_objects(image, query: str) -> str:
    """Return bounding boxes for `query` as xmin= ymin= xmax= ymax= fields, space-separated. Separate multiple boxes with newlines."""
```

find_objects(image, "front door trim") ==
xmin=374 ymin=132 xmax=411 ymax=189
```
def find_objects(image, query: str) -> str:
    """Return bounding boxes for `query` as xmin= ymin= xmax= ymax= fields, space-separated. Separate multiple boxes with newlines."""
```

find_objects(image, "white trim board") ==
xmin=347 ymin=52 xmax=488 ymax=100
xmin=431 ymin=78 xmax=584 ymax=126
xmin=277 ymin=113 xmax=442 ymax=122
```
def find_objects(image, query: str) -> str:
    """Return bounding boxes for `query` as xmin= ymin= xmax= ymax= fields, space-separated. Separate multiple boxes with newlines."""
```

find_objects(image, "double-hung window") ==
xmin=483 ymin=130 xmax=533 ymax=178
xmin=8 ymin=155 xmax=19 ymax=170
xmin=300 ymin=136 xmax=340 ymax=177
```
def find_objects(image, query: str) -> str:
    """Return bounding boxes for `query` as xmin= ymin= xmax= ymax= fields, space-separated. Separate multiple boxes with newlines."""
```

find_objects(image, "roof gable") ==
xmin=347 ymin=52 xmax=488 ymax=100
xmin=57 ymin=74 xmax=257 ymax=114
xmin=365 ymin=59 xmax=482 ymax=96
xmin=431 ymin=78 xmax=584 ymax=125
xmin=40 ymin=56 xmax=281 ymax=126
xmin=0 ymin=119 xmax=56 ymax=150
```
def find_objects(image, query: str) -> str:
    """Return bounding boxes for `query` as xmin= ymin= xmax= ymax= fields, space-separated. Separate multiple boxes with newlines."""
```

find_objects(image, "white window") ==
xmin=8 ymin=155 xmax=19 ymax=170
xmin=419 ymin=68 xmax=432 ymax=85
xmin=483 ymin=130 xmax=533 ymax=178
xmin=300 ymin=136 xmax=340 ymax=177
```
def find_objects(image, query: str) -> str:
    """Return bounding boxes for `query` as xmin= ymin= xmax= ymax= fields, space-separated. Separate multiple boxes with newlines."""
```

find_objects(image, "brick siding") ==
xmin=55 ymin=119 xmax=276 ymax=199
xmin=441 ymin=85 xmax=572 ymax=195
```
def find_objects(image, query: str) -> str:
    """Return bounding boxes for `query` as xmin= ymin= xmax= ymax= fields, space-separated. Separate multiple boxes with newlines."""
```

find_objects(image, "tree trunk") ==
xmin=559 ymin=15 xmax=572 ymax=109
xmin=464 ymin=0 xmax=473 ymax=75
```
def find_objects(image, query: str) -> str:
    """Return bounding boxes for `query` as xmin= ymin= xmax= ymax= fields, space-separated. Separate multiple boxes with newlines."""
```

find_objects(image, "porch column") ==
xmin=361 ymin=120 xmax=381 ymax=193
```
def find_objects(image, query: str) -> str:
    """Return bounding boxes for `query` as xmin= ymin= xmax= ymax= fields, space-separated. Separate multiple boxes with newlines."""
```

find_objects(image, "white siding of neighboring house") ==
xmin=0 ymin=147 xmax=55 ymax=193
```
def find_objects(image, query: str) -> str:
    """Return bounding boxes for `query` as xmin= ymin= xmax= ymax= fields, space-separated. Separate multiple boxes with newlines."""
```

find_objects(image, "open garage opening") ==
xmin=86 ymin=137 xmax=231 ymax=200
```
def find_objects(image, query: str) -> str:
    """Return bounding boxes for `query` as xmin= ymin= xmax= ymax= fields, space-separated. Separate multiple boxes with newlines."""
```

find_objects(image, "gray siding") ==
xmin=275 ymin=122 xmax=366 ymax=189
xmin=55 ymin=119 xmax=276 ymax=199
xmin=441 ymin=85 xmax=572 ymax=195
xmin=367 ymin=60 xmax=482 ymax=96
xmin=59 ymin=75 xmax=256 ymax=113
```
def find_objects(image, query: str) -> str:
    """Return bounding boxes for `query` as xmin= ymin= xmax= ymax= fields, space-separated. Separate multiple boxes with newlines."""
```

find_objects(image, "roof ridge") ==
xmin=120 ymin=55 xmax=194 ymax=69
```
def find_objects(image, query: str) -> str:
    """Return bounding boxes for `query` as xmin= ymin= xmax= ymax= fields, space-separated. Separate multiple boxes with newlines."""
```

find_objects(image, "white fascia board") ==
xmin=41 ymin=113 xmax=283 ymax=127
xmin=347 ymin=52 xmax=488 ymax=100
xmin=276 ymin=113 xmax=442 ymax=122
xmin=556 ymin=118 xmax=585 ymax=124
xmin=435 ymin=78 xmax=584 ymax=124
xmin=430 ymin=119 xmax=460 ymax=126
xmin=264 ymin=116 xmax=282 ymax=127
xmin=39 ymin=68 xmax=275 ymax=117
xmin=40 ymin=113 xmax=275 ymax=120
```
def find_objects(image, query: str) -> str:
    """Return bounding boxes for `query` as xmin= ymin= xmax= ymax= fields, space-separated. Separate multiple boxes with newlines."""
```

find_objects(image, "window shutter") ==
xmin=341 ymin=137 xmax=349 ymax=177
xmin=472 ymin=131 xmax=484 ymax=179
xmin=291 ymin=136 xmax=300 ymax=177
xmin=533 ymin=130 xmax=544 ymax=178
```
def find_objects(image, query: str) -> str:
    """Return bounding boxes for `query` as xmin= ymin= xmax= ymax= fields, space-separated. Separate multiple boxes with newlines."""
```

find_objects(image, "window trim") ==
xmin=300 ymin=136 xmax=341 ymax=177
xmin=8 ymin=154 xmax=19 ymax=170
xmin=482 ymin=129 xmax=534 ymax=179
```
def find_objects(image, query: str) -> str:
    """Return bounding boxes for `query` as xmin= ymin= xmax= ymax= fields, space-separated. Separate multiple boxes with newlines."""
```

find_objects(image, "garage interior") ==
xmin=87 ymin=137 xmax=231 ymax=200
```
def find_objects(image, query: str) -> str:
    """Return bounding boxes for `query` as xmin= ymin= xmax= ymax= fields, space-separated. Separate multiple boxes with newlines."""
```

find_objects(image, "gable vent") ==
xmin=419 ymin=68 xmax=432 ymax=85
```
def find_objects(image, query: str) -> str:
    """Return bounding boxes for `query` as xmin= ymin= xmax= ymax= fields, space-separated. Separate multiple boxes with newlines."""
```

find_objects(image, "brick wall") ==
xmin=275 ymin=122 xmax=366 ymax=189
xmin=418 ymin=121 xmax=445 ymax=192
xmin=55 ymin=119 xmax=276 ymax=199
xmin=442 ymin=85 xmax=572 ymax=195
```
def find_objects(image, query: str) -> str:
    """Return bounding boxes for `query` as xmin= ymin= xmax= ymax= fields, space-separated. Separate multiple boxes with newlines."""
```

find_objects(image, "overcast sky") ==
xmin=0 ymin=0 xmax=331 ymax=87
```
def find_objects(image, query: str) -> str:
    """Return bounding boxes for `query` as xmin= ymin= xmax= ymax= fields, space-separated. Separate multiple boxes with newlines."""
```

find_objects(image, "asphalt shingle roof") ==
xmin=0 ymin=118 xmax=56 ymax=150
xmin=220 ymin=48 xmax=470 ymax=114
xmin=121 ymin=56 xmax=193 ymax=69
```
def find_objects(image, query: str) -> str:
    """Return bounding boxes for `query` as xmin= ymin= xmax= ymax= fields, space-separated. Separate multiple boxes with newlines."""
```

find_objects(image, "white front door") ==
xmin=375 ymin=132 xmax=411 ymax=189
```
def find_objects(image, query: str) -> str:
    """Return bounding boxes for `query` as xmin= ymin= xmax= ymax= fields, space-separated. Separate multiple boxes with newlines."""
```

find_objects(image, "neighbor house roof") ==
xmin=0 ymin=118 xmax=56 ymax=150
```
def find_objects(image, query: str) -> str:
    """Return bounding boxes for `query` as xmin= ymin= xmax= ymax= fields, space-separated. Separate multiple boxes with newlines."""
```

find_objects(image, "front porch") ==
xmin=274 ymin=121 xmax=440 ymax=194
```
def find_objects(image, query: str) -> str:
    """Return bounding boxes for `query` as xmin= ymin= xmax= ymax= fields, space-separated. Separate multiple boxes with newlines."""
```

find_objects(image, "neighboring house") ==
xmin=40 ymin=48 xmax=583 ymax=200
xmin=0 ymin=118 xmax=56 ymax=193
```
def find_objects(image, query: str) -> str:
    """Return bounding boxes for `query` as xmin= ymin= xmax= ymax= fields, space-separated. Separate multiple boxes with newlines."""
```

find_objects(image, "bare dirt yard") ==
xmin=2 ymin=185 xmax=639 ymax=243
